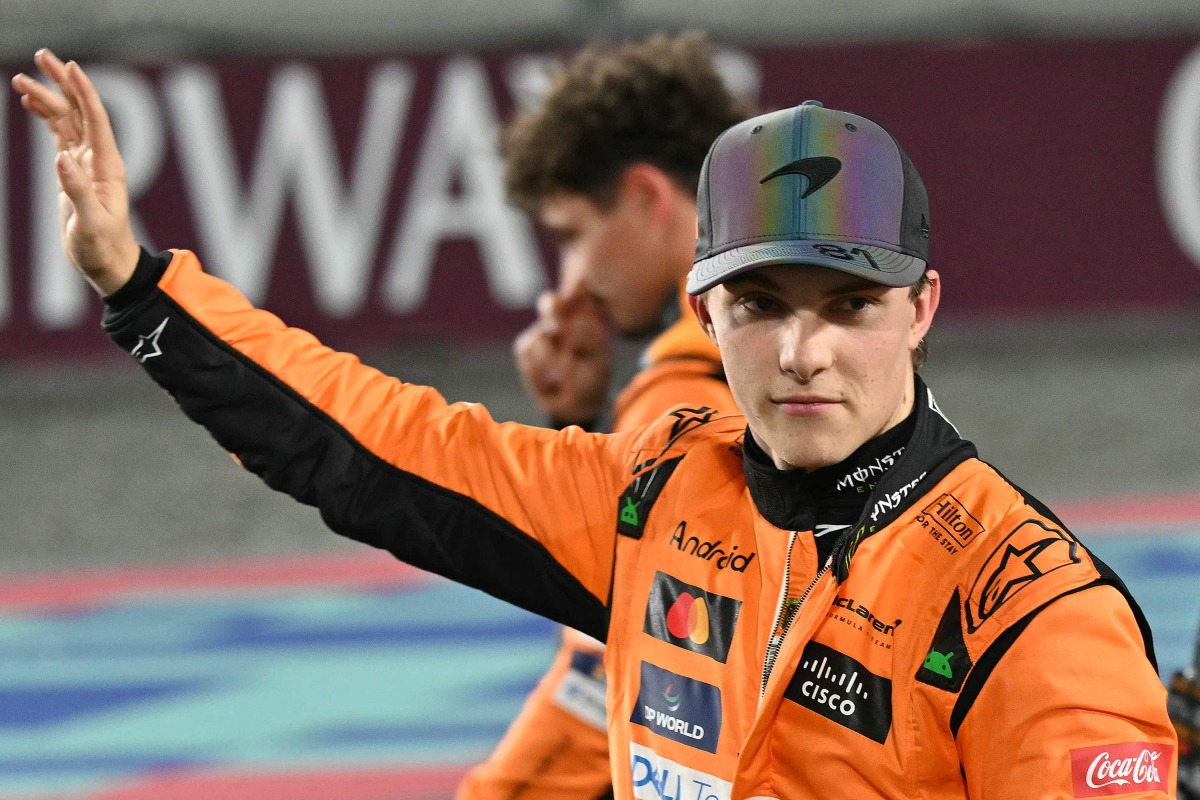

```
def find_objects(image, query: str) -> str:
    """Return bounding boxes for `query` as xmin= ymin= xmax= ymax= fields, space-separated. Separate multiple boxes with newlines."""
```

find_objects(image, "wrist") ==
xmin=89 ymin=236 xmax=141 ymax=296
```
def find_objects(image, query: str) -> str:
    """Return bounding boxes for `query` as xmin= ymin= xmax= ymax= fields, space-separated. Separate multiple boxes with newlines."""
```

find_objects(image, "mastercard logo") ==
xmin=644 ymin=572 xmax=741 ymax=663
xmin=665 ymin=592 xmax=711 ymax=644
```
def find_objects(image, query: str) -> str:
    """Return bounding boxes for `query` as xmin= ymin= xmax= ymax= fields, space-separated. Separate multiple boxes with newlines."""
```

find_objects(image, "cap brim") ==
xmin=687 ymin=241 xmax=926 ymax=295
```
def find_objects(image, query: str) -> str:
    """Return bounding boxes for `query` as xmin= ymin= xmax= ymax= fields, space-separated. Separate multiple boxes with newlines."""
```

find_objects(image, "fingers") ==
xmin=12 ymin=49 xmax=83 ymax=150
xmin=531 ymin=289 xmax=609 ymax=354
xmin=55 ymin=149 xmax=100 ymax=219
xmin=32 ymin=49 xmax=78 ymax=132
xmin=535 ymin=290 xmax=564 ymax=335
xmin=515 ymin=328 xmax=563 ymax=392
xmin=34 ymin=48 xmax=69 ymax=85
xmin=66 ymin=61 xmax=122 ymax=177
xmin=14 ymin=49 xmax=139 ymax=294
xmin=11 ymin=71 xmax=71 ymax=123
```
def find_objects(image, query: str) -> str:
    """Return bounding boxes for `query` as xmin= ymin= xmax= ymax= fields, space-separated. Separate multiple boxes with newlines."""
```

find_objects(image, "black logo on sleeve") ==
xmin=631 ymin=662 xmax=722 ymax=753
xmin=666 ymin=407 xmax=719 ymax=443
xmin=965 ymin=521 xmax=1082 ymax=633
xmin=619 ymin=406 xmax=721 ymax=540
xmin=784 ymin=641 xmax=892 ymax=744
xmin=760 ymin=156 xmax=842 ymax=198
xmin=644 ymin=572 xmax=742 ymax=663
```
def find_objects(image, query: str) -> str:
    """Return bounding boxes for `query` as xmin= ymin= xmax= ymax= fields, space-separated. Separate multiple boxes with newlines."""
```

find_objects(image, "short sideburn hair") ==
xmin=501 ymin=33 xmax=756 ymax=213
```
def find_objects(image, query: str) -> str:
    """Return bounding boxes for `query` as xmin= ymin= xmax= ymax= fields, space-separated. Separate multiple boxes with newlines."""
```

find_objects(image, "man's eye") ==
xmin=742 ymin=296 xmax=775 ymax=312
xmin=843 ymin=297 xmax=871 ymax=312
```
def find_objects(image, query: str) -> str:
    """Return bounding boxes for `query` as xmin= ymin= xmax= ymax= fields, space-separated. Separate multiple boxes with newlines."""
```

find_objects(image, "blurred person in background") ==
xmin=456 ymin=35 xmax=753 ymax=800
xmin=1170 ymin=621 xmax=1200 ymax=798
xmin=13 ymin=50 xmax=1179 ymax=800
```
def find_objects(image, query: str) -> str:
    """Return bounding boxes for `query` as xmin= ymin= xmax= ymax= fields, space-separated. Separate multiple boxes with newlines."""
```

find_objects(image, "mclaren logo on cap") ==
xmin=760 ymin=156 xmax=842 ymax=198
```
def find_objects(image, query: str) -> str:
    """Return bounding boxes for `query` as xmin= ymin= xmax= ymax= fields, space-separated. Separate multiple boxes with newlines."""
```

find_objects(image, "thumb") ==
xmin=56 ymin=150 xmax=101 ymax=219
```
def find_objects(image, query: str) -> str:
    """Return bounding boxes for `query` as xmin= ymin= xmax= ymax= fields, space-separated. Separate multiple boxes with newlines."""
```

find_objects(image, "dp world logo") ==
xmin=643 ymin=572 xmax=742 ymax=663
xmin=632 ymin=662 xmax=722 ymax=753
xmin=662 ymin=683 xmax=682 ymax=711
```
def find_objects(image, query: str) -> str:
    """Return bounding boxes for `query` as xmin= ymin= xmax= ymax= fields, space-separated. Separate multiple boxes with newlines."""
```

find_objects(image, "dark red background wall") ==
xmin=3 ymin=37 xmax=1199 ymax=361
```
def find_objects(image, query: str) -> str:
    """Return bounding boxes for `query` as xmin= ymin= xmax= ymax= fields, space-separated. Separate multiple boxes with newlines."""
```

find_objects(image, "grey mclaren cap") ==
xmin=687 ymin=101 xmax=930 ymax=295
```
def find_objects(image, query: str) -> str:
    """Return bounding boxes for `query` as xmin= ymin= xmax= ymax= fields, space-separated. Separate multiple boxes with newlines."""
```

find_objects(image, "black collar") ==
xmin=741 ymin=374 xmax=978 ymax=580
xmin=743 ymin=406 xmax=915 ymax=530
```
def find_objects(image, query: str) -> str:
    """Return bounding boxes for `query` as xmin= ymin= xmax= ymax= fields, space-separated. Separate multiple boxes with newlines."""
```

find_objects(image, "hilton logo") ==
xmin=922 ymin=493 xmax=984 ymax=548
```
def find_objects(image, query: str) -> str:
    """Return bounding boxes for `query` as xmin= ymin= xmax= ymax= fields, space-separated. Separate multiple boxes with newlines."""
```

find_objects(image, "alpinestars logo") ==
xmin=130 ymin=318 xmax=168 ymax=363
xmin=667 ymin=407 xmax=719 ymax=443
xmin=632 ymin=662 xmax=722 ymax=753
xmin=965 ymin=520 xmax=1082 ymax=633
xmin=1070 ymin=742 xmax=1173 ymax=797
xmin=644 ymin=572 xmax=742 ymax=663
xmin=784 ymin=640 xmax=892 ymax=744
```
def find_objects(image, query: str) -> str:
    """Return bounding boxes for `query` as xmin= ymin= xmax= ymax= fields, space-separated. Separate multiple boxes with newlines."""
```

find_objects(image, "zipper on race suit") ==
xmin=760 ymin=531 xmax=831 ymax=698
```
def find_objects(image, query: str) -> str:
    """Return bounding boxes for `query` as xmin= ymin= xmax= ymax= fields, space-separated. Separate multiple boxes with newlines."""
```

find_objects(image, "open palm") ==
xmin=10 ymin=49 xmax=139 ymax=295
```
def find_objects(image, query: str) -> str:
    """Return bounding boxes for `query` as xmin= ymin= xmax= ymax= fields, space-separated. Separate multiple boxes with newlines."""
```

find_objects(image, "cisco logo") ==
xmin=784 ymin=641 xmax=892 ymax=744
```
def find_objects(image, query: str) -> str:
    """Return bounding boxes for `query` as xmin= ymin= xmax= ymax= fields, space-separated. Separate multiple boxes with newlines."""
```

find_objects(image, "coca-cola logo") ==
xmin=1070 ymin=742 xmax=1173 ymax=797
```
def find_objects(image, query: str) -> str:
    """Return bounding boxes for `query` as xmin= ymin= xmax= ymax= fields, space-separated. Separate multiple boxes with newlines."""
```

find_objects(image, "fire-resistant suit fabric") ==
xmin=103 ymin=249 xmax=1178 ymax=800
xmin=457 ymin=292 xmax=732 ymax=800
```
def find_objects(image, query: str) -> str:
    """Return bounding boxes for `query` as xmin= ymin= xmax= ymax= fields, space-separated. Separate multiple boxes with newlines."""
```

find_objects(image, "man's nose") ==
xmin=557 ymin=250 xmax=590 ymax=299
xmin=778 ymin=316 xmax=835 ymax=382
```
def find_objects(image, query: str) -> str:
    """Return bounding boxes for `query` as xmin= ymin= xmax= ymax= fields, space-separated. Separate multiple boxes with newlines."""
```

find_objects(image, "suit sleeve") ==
xmin=956 ymin=584 xmax=1178 ymax=799
xmin=102 ymin=249 xmax=632 ymax=640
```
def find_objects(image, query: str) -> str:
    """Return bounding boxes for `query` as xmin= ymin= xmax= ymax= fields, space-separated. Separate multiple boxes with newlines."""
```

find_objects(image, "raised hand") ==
xmin=11 ymin=49 xmax=139 ymax=295
xmin=513 ymin=290 xmax=613 ymax=427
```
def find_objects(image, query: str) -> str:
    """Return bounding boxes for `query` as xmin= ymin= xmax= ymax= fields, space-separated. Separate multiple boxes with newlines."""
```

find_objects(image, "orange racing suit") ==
xmin=458 ymin=292 xmax=733 ymax=800
xmin=103 ymin=248 xmax=1178 ymax=799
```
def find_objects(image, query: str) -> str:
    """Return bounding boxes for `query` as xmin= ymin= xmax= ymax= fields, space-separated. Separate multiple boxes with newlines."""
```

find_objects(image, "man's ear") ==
xmin=620 ymin=163 xmax=679 ymax=225
xmin=910 ymin=269 xmax=941 ymax=348
xmin=688 ymin=292 xmax=719 ymax=346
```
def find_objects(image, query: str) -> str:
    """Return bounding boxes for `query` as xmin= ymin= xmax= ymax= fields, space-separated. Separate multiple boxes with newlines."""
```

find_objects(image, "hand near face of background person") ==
xmin=11 ymin=49 xmax=140 ymax=296
xmin=512 ymin=290 xmax=614 ymax=427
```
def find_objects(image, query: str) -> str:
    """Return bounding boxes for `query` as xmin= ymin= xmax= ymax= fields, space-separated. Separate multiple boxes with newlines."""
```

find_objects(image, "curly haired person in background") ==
xmin=458 ymin=35 xmax=753 ymax=800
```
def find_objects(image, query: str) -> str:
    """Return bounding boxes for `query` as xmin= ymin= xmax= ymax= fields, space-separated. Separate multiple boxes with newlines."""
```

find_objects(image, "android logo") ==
xmin=620 ymin=498 xmax=641 ymax=526
xmin=923 ymin=649 xmax=954 ymax=679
